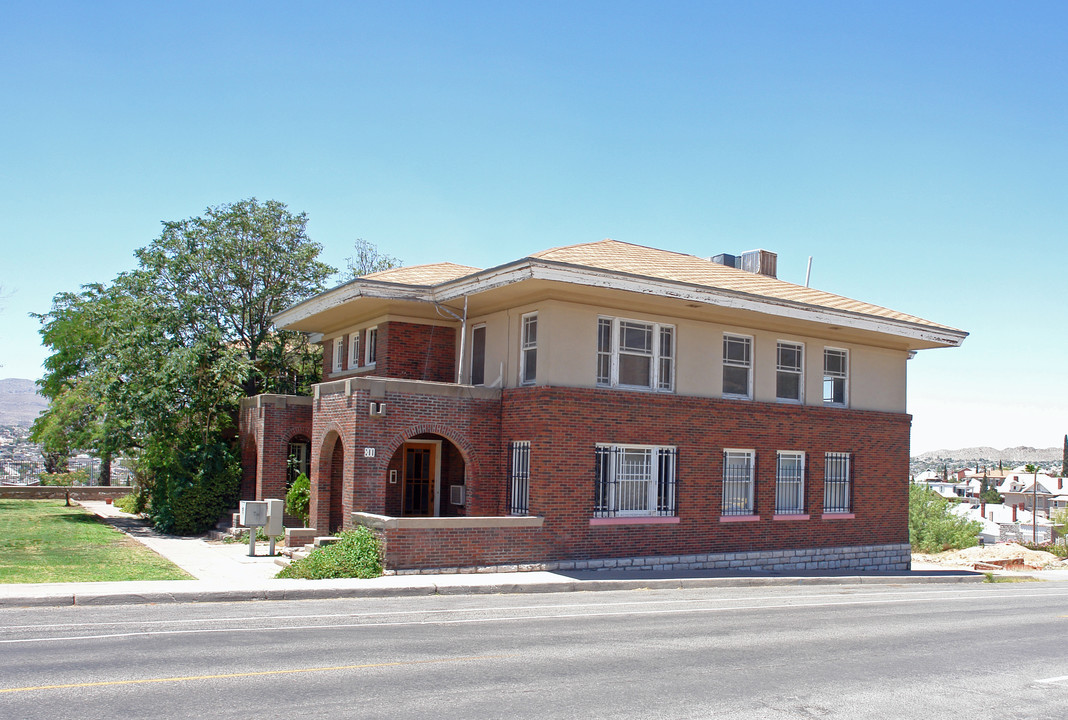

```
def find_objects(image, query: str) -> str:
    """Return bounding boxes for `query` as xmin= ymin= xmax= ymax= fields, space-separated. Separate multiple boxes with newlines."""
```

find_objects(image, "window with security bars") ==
xmin=722 ymin=450 xmax=755 ymax=515
xmin=508 ymin=441 xmax=530 ymax=515
xmin=824 ymin=452 xmax=852 ymax=513
xmin=594 ymin=445 xmax=677 ymax=517
xmin=775 ymin=451 xmax=805 ymax=514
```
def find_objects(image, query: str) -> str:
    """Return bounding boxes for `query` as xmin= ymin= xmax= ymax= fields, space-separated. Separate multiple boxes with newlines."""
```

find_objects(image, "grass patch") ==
xmin=983 ymin=573 xmax=1043 ymax=583
xmin=276 ymin=528 xmax=382 ymax=580
xmin=0 ymin=500 xmax=192 ymax=583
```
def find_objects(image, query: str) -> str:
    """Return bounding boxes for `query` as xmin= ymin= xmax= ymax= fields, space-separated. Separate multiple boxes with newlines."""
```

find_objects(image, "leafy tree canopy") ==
xmin=33 ymin=199 xmax=334 ymax=530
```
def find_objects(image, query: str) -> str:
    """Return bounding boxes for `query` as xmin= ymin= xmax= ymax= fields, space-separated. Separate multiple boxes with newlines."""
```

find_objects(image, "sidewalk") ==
xmin=0 ymin=501 xmax=986 ymax=608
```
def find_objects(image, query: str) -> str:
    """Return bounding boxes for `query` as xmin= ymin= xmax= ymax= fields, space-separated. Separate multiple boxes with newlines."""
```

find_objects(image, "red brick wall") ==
xmin=238 ymin=398 xmax=313 ymax=503
xmin=321 ymin=322 xmax=458 ymax=383
xmin=307 ymin=384 xmax=501 ymax=533
xmin=376 ymin=386 xmax=909 ymax=569
xmin=260 ymin=382 xmax=910 ymax=570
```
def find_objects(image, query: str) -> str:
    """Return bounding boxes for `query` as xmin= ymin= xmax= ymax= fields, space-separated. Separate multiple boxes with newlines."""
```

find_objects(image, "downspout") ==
xmin=457 ymin=296 xmax=468 ymax=384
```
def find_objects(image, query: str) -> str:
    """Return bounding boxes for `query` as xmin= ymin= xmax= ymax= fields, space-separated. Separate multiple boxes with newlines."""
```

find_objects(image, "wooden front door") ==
xmin=402 ymin=443 xmax=437 ymax=516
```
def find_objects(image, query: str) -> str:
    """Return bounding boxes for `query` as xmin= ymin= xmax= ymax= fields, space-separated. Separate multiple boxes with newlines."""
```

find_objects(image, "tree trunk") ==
xmin=98 ymin=451 xmax=112 ymax=486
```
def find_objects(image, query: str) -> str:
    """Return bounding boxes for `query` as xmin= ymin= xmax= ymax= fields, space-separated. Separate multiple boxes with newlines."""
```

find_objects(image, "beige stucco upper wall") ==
xmin=466 ymin=299 xmax=909 ymax=413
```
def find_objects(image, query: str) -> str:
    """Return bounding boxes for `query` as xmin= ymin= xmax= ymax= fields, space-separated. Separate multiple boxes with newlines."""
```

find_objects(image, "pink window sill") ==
xmin=719 ymin=515 xmax=760 ymax=523
xmin=589 ymin=516 xmax=680 ymax=526
xmin=773 ymin=513 xmax=810 ymax=521
xmin=822 ymin=512 xmax=855 ymax=520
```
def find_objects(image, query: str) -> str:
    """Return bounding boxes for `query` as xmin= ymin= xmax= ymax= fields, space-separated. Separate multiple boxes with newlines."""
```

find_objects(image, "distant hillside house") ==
xmin=239 ymin=240 xmax=967 ymax=574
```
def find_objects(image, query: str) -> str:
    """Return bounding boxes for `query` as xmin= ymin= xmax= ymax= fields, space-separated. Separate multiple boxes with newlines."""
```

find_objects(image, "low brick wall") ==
xmin=0 ymin=486 xmax=132 ymax=501
xmin=385 ymin=542 xmax=913 ymax=576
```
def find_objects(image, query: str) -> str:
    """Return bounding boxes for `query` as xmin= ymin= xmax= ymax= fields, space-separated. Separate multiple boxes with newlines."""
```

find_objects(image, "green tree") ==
xmin=34 ymin=199 xmax=334 ymax=532
xmin=345 ymin=238 xmax=401 ymax=278
xmin=909 ymin=484 xmax=983 ymax=553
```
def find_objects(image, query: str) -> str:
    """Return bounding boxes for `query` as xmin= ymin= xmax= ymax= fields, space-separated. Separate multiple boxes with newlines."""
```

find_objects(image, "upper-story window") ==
xmin=776 ymin=341 xmax=804 ymax=403
xmin=365 ymin=326 xmax=378 ymax=367
xmin=349 ymin=332 xmax=360 ymax=369
xmin=722 ymin=334 xmax=753 ymax=399
xmin=332 ymin=337 xmax=344 ymax=373
xmin=470 ymin=324 xmax=486 ymax=386
xmin=823 ymin=348 xmax=848 ymax=406
xmin=520 ymin=313 xmax=537 ymax=385
xmin=596 ymin=317 xmax=674 ymax=391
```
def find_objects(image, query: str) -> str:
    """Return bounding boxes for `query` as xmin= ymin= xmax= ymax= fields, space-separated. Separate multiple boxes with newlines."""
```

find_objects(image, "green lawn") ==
xmin=0 ymin=499 xmax=192 ymax=583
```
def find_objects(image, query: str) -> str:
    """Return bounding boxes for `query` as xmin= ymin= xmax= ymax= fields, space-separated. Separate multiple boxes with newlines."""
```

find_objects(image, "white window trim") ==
xmin=596 ymin=316 xmax=675 ymax=392
xmin=775 ymin=340 xmax=804 ymax=404
xmin=823 ymin=347 xmax=849 ymax=407
xmin=722 ymin=448 xmax=756 ymax=515
xmin=364 ymin=326 xmax=378 ymax=368
xmin=775 ymin=450 xmax=806 ymax=515
xmin=520 ymin=312 xmax=537 ymax=386
xmin=332 ymin=337 xmax=344 ymax=373
xmin=722 ymin=334 xmax=753 ymax=400
xmin=595 ymin=443 xmax=677 ymax=517
xmin=469 ymin=323 xmax=487 ymax=386
xmin=824 ymin=452 xmax=852 ymax=513
xmin=349 ymin=332 xmax=360 ymax=369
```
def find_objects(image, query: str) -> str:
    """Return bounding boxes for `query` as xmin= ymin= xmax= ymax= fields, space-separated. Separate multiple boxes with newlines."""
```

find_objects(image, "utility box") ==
xmin=239 ymin=500 xmax=268 ymax=527
xmin=264 ymin=498 xmax=284 ymax=537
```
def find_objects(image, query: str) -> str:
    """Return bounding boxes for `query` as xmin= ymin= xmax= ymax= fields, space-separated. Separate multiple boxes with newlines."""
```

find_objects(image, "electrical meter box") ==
xmin=264 ymin=498 xmax=284 ymax=536
xmin=239 ymin=500 xmax=268 ymax=527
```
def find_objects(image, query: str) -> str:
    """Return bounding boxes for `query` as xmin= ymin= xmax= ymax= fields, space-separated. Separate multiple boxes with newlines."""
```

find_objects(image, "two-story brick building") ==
xmin=239 ymin=240 xmax=966 ymax=573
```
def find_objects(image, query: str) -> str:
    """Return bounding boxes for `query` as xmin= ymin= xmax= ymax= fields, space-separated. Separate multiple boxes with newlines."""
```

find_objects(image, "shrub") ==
xmin=145 ymin=440 xmax=241 ymax=535
xmin=1021 ymin=541 xmax=1068 ymax=558
xmin=285 ymin=472 xmax=310 ymax=527
xmin=39 ymin=469 xmax=89 ymax=486
xmin=909 ymin=484 xmax=982 ymax=553
xmin=276 ymin=527 xmax=382 ymax=579
xmin=114 ymin=493 xmax=141 ymax=513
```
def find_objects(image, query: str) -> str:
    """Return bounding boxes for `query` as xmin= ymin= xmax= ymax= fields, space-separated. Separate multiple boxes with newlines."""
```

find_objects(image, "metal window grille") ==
xmin=594 ymin=445 xmax=678 ymax=518
xmin=775 ymin=451 xmax=805 ymax=514
xmin=508 ymin=441 xmax=531 ymax=515
xmin=823 ymin=452 xmax=852 ymax=512
xmin=722 ymin=450 xmax=754 ymax=515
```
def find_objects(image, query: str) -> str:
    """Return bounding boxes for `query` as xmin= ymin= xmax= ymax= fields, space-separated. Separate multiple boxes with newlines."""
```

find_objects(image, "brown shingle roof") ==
xmin=361 ymin=262 xmax=481 ymax=285
xmin=530 ymin=239 xmax=957 ymax=331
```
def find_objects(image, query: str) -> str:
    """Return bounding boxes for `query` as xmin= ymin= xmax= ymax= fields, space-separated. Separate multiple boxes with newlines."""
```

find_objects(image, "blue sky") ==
xmin=1 ymin=1 xmax=1065 ymax=453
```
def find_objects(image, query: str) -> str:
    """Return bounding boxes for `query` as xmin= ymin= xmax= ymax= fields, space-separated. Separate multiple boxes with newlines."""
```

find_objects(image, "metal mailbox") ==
xmin=239 ymin=500 xmax=268 ymax=527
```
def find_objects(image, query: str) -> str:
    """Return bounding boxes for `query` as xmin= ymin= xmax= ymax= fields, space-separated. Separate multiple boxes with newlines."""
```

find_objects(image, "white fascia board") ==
xmin=433 ymin=260 xmax=967 ymax=347
xmin=272 ymin=280 xmax=434 ymax=328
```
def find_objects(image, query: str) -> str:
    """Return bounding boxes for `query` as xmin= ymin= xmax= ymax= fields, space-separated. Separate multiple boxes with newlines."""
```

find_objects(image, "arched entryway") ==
xmin=385 ymin=433 xmax=467 ymax=517
xmin=316 ymin=431 xmax=346 ymax=534
xmin=286 ymin=435 xmax=311 ymax=490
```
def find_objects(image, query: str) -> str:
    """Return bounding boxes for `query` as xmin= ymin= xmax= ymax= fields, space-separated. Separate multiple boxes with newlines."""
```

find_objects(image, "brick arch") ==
xmin=384 ymin=423 xmax=480 ymax=481
xmin=314 ymin=429 xmax=347 ymax=534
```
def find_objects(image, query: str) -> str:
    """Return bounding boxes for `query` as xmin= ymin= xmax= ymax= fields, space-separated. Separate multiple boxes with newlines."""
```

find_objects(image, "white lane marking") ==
xmin=2 ymin=589 xmax=1066 ymax=645
xmin=0 ymin=585 xmax=1052 ymax=632
xmin=1036 ymin=675 xmax=1068 ymax=684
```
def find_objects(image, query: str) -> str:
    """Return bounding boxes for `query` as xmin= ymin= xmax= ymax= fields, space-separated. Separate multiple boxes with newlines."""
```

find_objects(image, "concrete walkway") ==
xmin=0 ymin=500 xmax=987 ymax=608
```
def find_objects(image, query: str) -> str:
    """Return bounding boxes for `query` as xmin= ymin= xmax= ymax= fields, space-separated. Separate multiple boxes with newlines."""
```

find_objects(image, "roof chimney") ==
xmin=1012 ymin=504 xmax=1018 ymax=522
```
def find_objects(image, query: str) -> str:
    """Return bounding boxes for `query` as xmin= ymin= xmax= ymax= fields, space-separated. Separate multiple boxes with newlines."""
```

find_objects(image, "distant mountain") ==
xmin=912 ymin=446 xmax=1061 ymax=464
xmin=0 ymin=378 xmax=46 ymax=426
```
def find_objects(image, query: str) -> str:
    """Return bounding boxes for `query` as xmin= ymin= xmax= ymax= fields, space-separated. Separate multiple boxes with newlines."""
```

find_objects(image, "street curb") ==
xmin=0 ymin=572 xmax=984 ymax=608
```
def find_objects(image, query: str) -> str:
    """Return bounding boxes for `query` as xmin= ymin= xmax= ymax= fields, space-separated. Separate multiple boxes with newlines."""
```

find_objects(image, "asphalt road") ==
xmin=1 ymin=582 xmax=1066 ymax=719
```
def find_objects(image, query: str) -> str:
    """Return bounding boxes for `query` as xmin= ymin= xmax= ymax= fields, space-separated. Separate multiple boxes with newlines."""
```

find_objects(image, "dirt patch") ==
xmin=914 ymin=543 xmax=1067 ymax=571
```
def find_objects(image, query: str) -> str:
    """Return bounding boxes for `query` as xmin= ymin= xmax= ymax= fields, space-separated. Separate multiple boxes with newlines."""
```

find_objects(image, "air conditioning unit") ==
xmin=449 ymin=484 xmax=466 ymax=506
xmin=369 ymin=401 xmax=386 ymax=417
